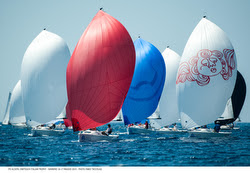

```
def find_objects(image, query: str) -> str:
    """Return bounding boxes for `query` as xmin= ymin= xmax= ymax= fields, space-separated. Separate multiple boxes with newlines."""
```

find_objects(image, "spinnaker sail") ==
xmin=150 ymin=48 xmax=181 ymax=129
xmin=21 ymin=30 xmax=70 ymax=126
xmin=177 ymin=17 xmax=237 ymax=129
xmin=66 ymin=10 xmax=135 ymax=131
xmin=122 ymin=38 xmax=166 ymax=125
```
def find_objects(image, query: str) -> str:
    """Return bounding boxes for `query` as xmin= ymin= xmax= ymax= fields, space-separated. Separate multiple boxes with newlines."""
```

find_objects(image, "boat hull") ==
xmin=127 ymin=126 xmax=154 ymax=135
xmin=189 ymin=129 xmax=231 ymax=138
xmin=31 ymin=128 xmax=65 ymax=136
xmin=155 ymin=128 xmax=187 ymax=134
xmin=12 ymin=123 xmax=27 ymax=128
xmin=78 ymin=131 xmax=119 ymax=142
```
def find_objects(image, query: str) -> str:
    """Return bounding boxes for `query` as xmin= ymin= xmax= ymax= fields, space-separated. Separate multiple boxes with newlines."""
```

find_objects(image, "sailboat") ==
xmin=150 ymin=47 xmax=186 ymax=134
xmin=2 ymin=92 xmax=11 ymax=125
xmin=122 ymin=37 xmax=166 ymax=134
xmin=176 ymin=17 xmax=237 ymax=137
xmin=21 ymin=29 xmax=71 ymax=136
xmin=9 ymin=80 xmax=26 ymax=127
xmin=217 ymin=70 xmax=246 ymax=130
xmin=66 ymin=10 xmax=135 ymax=142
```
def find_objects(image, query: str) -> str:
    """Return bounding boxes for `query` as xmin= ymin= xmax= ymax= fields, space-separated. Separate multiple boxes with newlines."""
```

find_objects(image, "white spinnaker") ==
xmin=2 ymin=92 xmax=11 ymax=125
xmin=177 ymin=18 xmax=237 ymax=129
xmin=21 ymin=30 xmax=70 ymax=125
xmin=9 ymin=80 xmax=26 ymax=125
xmin=150 ymin=48 xmax=181 ymax=129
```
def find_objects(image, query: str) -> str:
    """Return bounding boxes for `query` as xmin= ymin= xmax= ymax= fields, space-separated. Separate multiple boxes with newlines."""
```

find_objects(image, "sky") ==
xmin=0 ymin=0 xmax=249 ymax=122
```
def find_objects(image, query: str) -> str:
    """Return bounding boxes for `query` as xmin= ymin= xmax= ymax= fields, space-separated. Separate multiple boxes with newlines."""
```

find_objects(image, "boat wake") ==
xmin=157 ymin=137 xmax=167 ymax=140
xmin=117 ymin=132 xmax=129 ymax=135
xmin=119 ymin=139 xmax=136 ymax=142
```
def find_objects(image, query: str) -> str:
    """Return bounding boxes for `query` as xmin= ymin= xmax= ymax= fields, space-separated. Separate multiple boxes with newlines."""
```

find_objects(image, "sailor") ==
xmin=128 ymin=123 xmax=134 ymax=127
xmin=172 ymin=123 xmax=177 ymax=131
xmin=145 ymin=121 xmax=149 ymax=129
xmin=102 ymin=124 xmax=112 ymax=136
xmin=49 ymin=123 xmax=56 ymax=130
xmin=106 ymin=124 xmax=112 ymax=134
xmin=90 ymin=127 xmax=97 ymax=130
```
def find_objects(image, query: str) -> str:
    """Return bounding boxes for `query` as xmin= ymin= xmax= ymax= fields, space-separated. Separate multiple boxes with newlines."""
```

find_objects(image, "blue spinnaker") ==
xmin=122 ymin=38 xmax=166 ymax=125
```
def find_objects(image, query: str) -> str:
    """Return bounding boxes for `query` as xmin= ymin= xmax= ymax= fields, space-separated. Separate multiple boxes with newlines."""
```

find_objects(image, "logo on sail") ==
xmin=176 ymin=49 xmax=235 ymax=86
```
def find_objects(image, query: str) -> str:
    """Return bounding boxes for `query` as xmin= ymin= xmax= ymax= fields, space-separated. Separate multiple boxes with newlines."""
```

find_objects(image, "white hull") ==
xmin=12 ymin=123 xmax=27 ymax=128
xmin=78 ymin=130 xmax=119 ymax=142
xmin=127 ymin=126 xmax=154 ymax=135
xmin=220 ymin=125 xmax=231 ymax=130
xmin=31 ymin=128 xmax=65 ymax=136
xmin=189 ymin=128 xmax=231 ymax=138
xmin=220 ymin=125 xmax=240 ymax=131
xmin=155 ymin=127 xmax=187 ymax=134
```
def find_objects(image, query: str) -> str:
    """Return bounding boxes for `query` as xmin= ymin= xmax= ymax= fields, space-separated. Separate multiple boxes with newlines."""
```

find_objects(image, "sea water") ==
xmin=0 ymin=122 xmax=249 ymax=166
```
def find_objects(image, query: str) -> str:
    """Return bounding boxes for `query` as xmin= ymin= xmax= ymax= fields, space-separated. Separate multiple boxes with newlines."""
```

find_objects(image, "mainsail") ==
xmin=66 ymin=10 xmax=135 ymax=131
xmin=21 ymin=30 xmax=71 ymax=126
xmin=56 ymin=105 xmax=67 ymax=119
xmin=150 ymin=48 xmax=181 ymax=129
xmin=112 ymin=110 xmax=123 ymax=121
xmin=122 ymin=38 xmax=166 ymax=125
xmin=2 ymin=92 xmax=11 ymax=125
xmin=9 ymin=80 xmax=26 ymax=125
xmin=177 ymin=17 xmax=237 ymax=129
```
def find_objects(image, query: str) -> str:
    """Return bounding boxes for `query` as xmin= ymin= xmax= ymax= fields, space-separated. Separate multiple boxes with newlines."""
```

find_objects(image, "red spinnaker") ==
xmin=66 ymin=10 xmax=135 ymax=131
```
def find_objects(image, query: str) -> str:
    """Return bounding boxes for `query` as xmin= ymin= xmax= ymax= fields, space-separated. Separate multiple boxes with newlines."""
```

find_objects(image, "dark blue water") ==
xmin=0 ymin=122 xmax=249 ymax=166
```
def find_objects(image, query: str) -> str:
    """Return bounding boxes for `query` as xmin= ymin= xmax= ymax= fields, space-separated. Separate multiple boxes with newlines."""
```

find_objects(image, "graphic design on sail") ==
xmin=177 ymin=17 xmax=237 ymax=130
